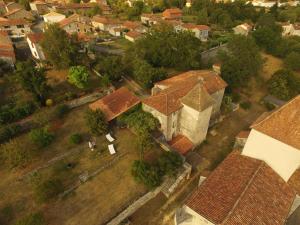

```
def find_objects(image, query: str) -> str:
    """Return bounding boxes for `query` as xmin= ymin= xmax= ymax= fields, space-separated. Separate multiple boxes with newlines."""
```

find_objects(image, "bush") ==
xmin=29 ymin=127 xmax=54 ymax=148
xmin=14 ymin=212 xmax=44 ymax=225
xmin=157 ymin=151 xmax=183 ymax=177
xmin=240 ymin=101 xmax=252 ymax=110
xmin=54 ymin=104 xmax=70 ymax=119
xmin=264 ymin=101 xmax=276 ymax=111
xmin=0 ymin=124 xmax=22 ymax=143
xmin=85 ymin=109 xmax=108 ymax=135
xmin=33 ymin=178 xmax=64 ymax=203
xmin=0 ymin=101 xmax=36 ymax=125
xmin=0 ymin=139 xmax=32 ymax=168
xmin=284 ymin=52 xmax=300 ymax=71
xmin=69 ymin=133 xmax=82 ymax=145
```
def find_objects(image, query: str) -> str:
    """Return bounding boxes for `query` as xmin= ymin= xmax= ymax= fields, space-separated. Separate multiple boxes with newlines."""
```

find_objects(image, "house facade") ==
xmin=179 ymin=23 xmax=210 ymax=41
xmin=26 ymin=33 xmax=45 ymax=60
xmin=242 ymin=95 xmax=300 ymax=182
xmin=0 ymin=17 xmax=31 ymax=38
xmin=59 ymin=14 xmax=93 ymax=34
xmin=91 ymin=15 xmax=122 ymax=32
xmin=233 ymin=23 xmax=252 ymax=36
xmin=142 ymin=70 xmax=227 ymax=152
xmin=43 ymin=11 xmax=66 ymax=24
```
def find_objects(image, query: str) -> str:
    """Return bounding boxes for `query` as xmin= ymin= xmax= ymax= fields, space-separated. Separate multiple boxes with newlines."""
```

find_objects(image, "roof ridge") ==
xmin=251 ymin=95 xmax=300 ymax=129
xmin=222 ymin=161 xmax=265 ymax=224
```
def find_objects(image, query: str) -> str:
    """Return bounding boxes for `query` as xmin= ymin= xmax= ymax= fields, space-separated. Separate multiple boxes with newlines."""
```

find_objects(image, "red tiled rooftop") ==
xmin=168 ymin=135 xmax=194 ymax=155
xmin=125 ymin=30 xmax=142 ymax=39
xmin=185 ymin=152 xmax=295 ymax=225
xmin=27 ymin=33 xmax=44 ymax=43
xmin=89 ymin=87 xmax=140 ymax=121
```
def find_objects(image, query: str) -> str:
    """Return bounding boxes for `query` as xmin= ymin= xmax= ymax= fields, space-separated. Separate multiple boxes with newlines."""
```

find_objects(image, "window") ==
xmin=17 ymin=25 xmax=24 ymax=28
xmin=4 ymin=25 xmax=10 ymax=29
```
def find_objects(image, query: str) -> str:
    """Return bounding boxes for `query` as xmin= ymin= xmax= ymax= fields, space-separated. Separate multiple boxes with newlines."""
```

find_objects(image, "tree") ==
xmin=0 ymin=139 xmax=32 ymax=168
xmin=219 ymin=35 xmax=262 ymax=89
xmin=136 ymin=131 xmax=154 ymax=159
xmin=29 ymin=127 xmax=54 ymax=148
xmin=68 ymin=66 xmax=89 ymax=89
xmin=157 ymin=151 xmax=183 ymax=177
xmin=41 ymin=24 xmax=79 ymax=69
xmin=15 ymin=61 xmax=50 ymax=105
xmin=133 ymin=59 xmax=167 ymax=88
xmin=131 ymin=160 xmax=161 ymax=189
xmin=197 ymin=8 xmax=208 ymax=25
xmin=284 ymin=52 xmax=300 ymax=71
xmin=14 ymin=212 xmax=44 ymax=225
xmin=127 ymin=1 xmax=145 ymax=19
xmin=85 ymin=109 xmax=108 ymax=135
xmin=267 ymin=69 xmax=300 ymax=100
xmin=128 ymin=24 xmax=202 ymax=70
xmin=96 ymin=56 xmax=124 ymax=81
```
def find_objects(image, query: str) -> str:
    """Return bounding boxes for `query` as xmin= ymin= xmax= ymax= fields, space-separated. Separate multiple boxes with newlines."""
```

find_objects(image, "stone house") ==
xmin=0 ymin=30 xmax=15 ymax=66
xmin=162 ymin=8 xmax=182 ymax=20
xmin=122 ymin=20 xmax=147 ymax=33
xmin=124 ymin=30 xmax=142 ymax=42
xmin=242 ymin=95 xmax=300 ymax=182
xmin=0 ymin=17 xmax=31 ymax=38
xmin=142 ymin=70 xmax=227 ymax=153
xmin=59 ymin=13 xmax=93 ymax=34
xmin=179 ymin=23 xmax=210 ymax=41
xmin=26 ymin=32 xmax=45 ymax=60
xmin=282 ymin=23 xmax=300 ymax=37
xmin=233 ymin=23 xmax=252 ymax=36
xmin=140 ymin=13 xmax=161 ymax=26
xmin=4 ymin=8 xmax=34 ymax=20
xmin=43 ymin=11 xmax=66 ymax=24
xmin=91 ymin=15 xmax=122 ymax=32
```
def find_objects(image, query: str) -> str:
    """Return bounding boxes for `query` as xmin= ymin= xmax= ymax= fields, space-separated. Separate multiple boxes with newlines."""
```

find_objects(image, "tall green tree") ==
xmin=41 ymin=24 xmax=79 ymax=69
xmin=284 ymin=52 xmax=300 ymax=71
xmin=15 ymin=61 xmax=50 ymax=105
xmin=85 ymin=109 xmax=108 ymax=135
xmin=96 ymin=56 xmax=124 ymax=81
xmin=219 ymin=35 xmax=262 ymax=89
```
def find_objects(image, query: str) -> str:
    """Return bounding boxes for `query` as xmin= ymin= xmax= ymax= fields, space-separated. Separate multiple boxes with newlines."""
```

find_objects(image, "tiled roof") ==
xmin=0 ymin=17 xmax=30 ymax=26
xmin=143 ymin=70 xmax=226 ymax=115
xmin=155 ymin=70 xmax=227 ymax=94
xmin=168 ymin=134 xmax=194 ymax=155
xmin=43 ymin=11 xmax=65 ymax=18
xmin=27 ymin=32 xmax=43 ymax=43
xmin=181 ymin=83 xmax=215 ymax=112
xmin=251 ymin=95 xmax=300 ymax=150
xmin=236 ymin=130 xmax=250 ymax=139
xmin=185 ymin=152 xmax=295 ymax=225
xmin=89 ymin=87 xmax=141 ymax=121
xmin=92 ymin=15 xmax=121 ymax=25
xmin=125 ymin=30 xmax=142 ymax=39
xmin=163 ymin=8 xmax=182 ymax=15
xmin=123 ymin=20 xmax=141 ymax=30
xmin=182 ymin=23 xmax=210 ymax=30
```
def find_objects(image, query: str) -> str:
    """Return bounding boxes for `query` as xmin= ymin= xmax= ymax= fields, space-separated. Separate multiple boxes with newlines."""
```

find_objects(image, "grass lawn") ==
xmin=260 ymin=52 xmax=284 ymax=81
xmin=0 ymin=104 xmax=162 ymax=225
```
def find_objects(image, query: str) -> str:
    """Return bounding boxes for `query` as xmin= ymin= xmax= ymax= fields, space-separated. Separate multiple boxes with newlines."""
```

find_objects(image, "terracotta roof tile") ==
xmin=89 ymin=87 xmax=140 ymax=121
xmin=27 ymin=32 xmax=43 ymax=43
xmin=168 ymin=134 xmax=194 ymax=155
xmin=0 ymin=17 xmax=30 ymax=26
xmin=185 ymin=152 xmax=295 ymax=225
xmin=251 ymin=95 xmax=300 ymax=150
xmin=125 ymin=30 xmax=142 ymax=39
xmin=182 ymin=23 xmax=210 ymax=30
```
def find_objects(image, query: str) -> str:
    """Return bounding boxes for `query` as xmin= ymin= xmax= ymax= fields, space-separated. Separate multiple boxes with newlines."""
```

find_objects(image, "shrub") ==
xmin=85 ymin=109 xmax=108 ymax=135
xmin=0 ymin=139 xmax=32 ymax=168
xmin=68 ymin=66 xmax=89 ymax=89
xmin=240 ymin=101 xmax=252 ymax=110
xmin=264 ymin=101 xmax=276 ymax=111
xmin=33 ymin=178 xmax=64 ymax=203
xmin=69 ymin=133 xmax=82 ymax=145
xmin=14 ymin=212 xmax=44 ymax=225
xmin=54 ymin=104 xmax=70 ymax=119
xmin=157 ymin=151 xmax=183 ymax=177
xmin=0 ymin=124 xmax=22 ymax=143
xmin=284 ymin=52 xmax=300 ymax=71
xmin=29 ymin=127 xmax=54 ymax=148
xmin=131 ymin=160 xmax=161 ymax=189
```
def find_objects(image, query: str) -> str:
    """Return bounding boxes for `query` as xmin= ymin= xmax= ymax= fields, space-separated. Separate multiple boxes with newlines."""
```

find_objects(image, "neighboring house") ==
xmin=59 ymin=13 xmax=93 ymax=34
xmin=142 ymin=70 xmax=227 ymax=154
xmin=29 ymin=1 xmax=50 ymax=15
xmin=180 ymin=23 xmax=210 ymax=41
xmin=4 ymin=8 xmax=34 ymax=20
xmin=124 ymin=30 xmax=142 ymax=42
xmin=43 ymin=11 xmax=65 ymax=24
xmin=91 ymin=15 xmax=122 ymax=32
xmin=108 ymin=27 xmax=122 ymax=36
xmin=233 ymin=23 xmax=252 ymax=36
xmin=242 ymin=95 xmax=300 ymax=182
xmin=89 ymin=87 xmax=140 ymax=122
xmin=122 ymin=20 xmax=147 ymax=33
xmin=0 ymin=30 xmax=15 ymax=66
xmin=162 ymin=8 xmax=182 ymax=20
xmin=140 ymin=13 xmax=161 ymax=26
xmin=5 ymin=2 xmax=23 ymax=12
xmin=283 ymin=23 xmax=300 ymax=36
xmin=0 ymin=17 xmax=31 ymax=38
xmin=175 ymin=151 xmax=296 ymax=225
xmin=26 ymin=33 xmax=45 ymax=60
